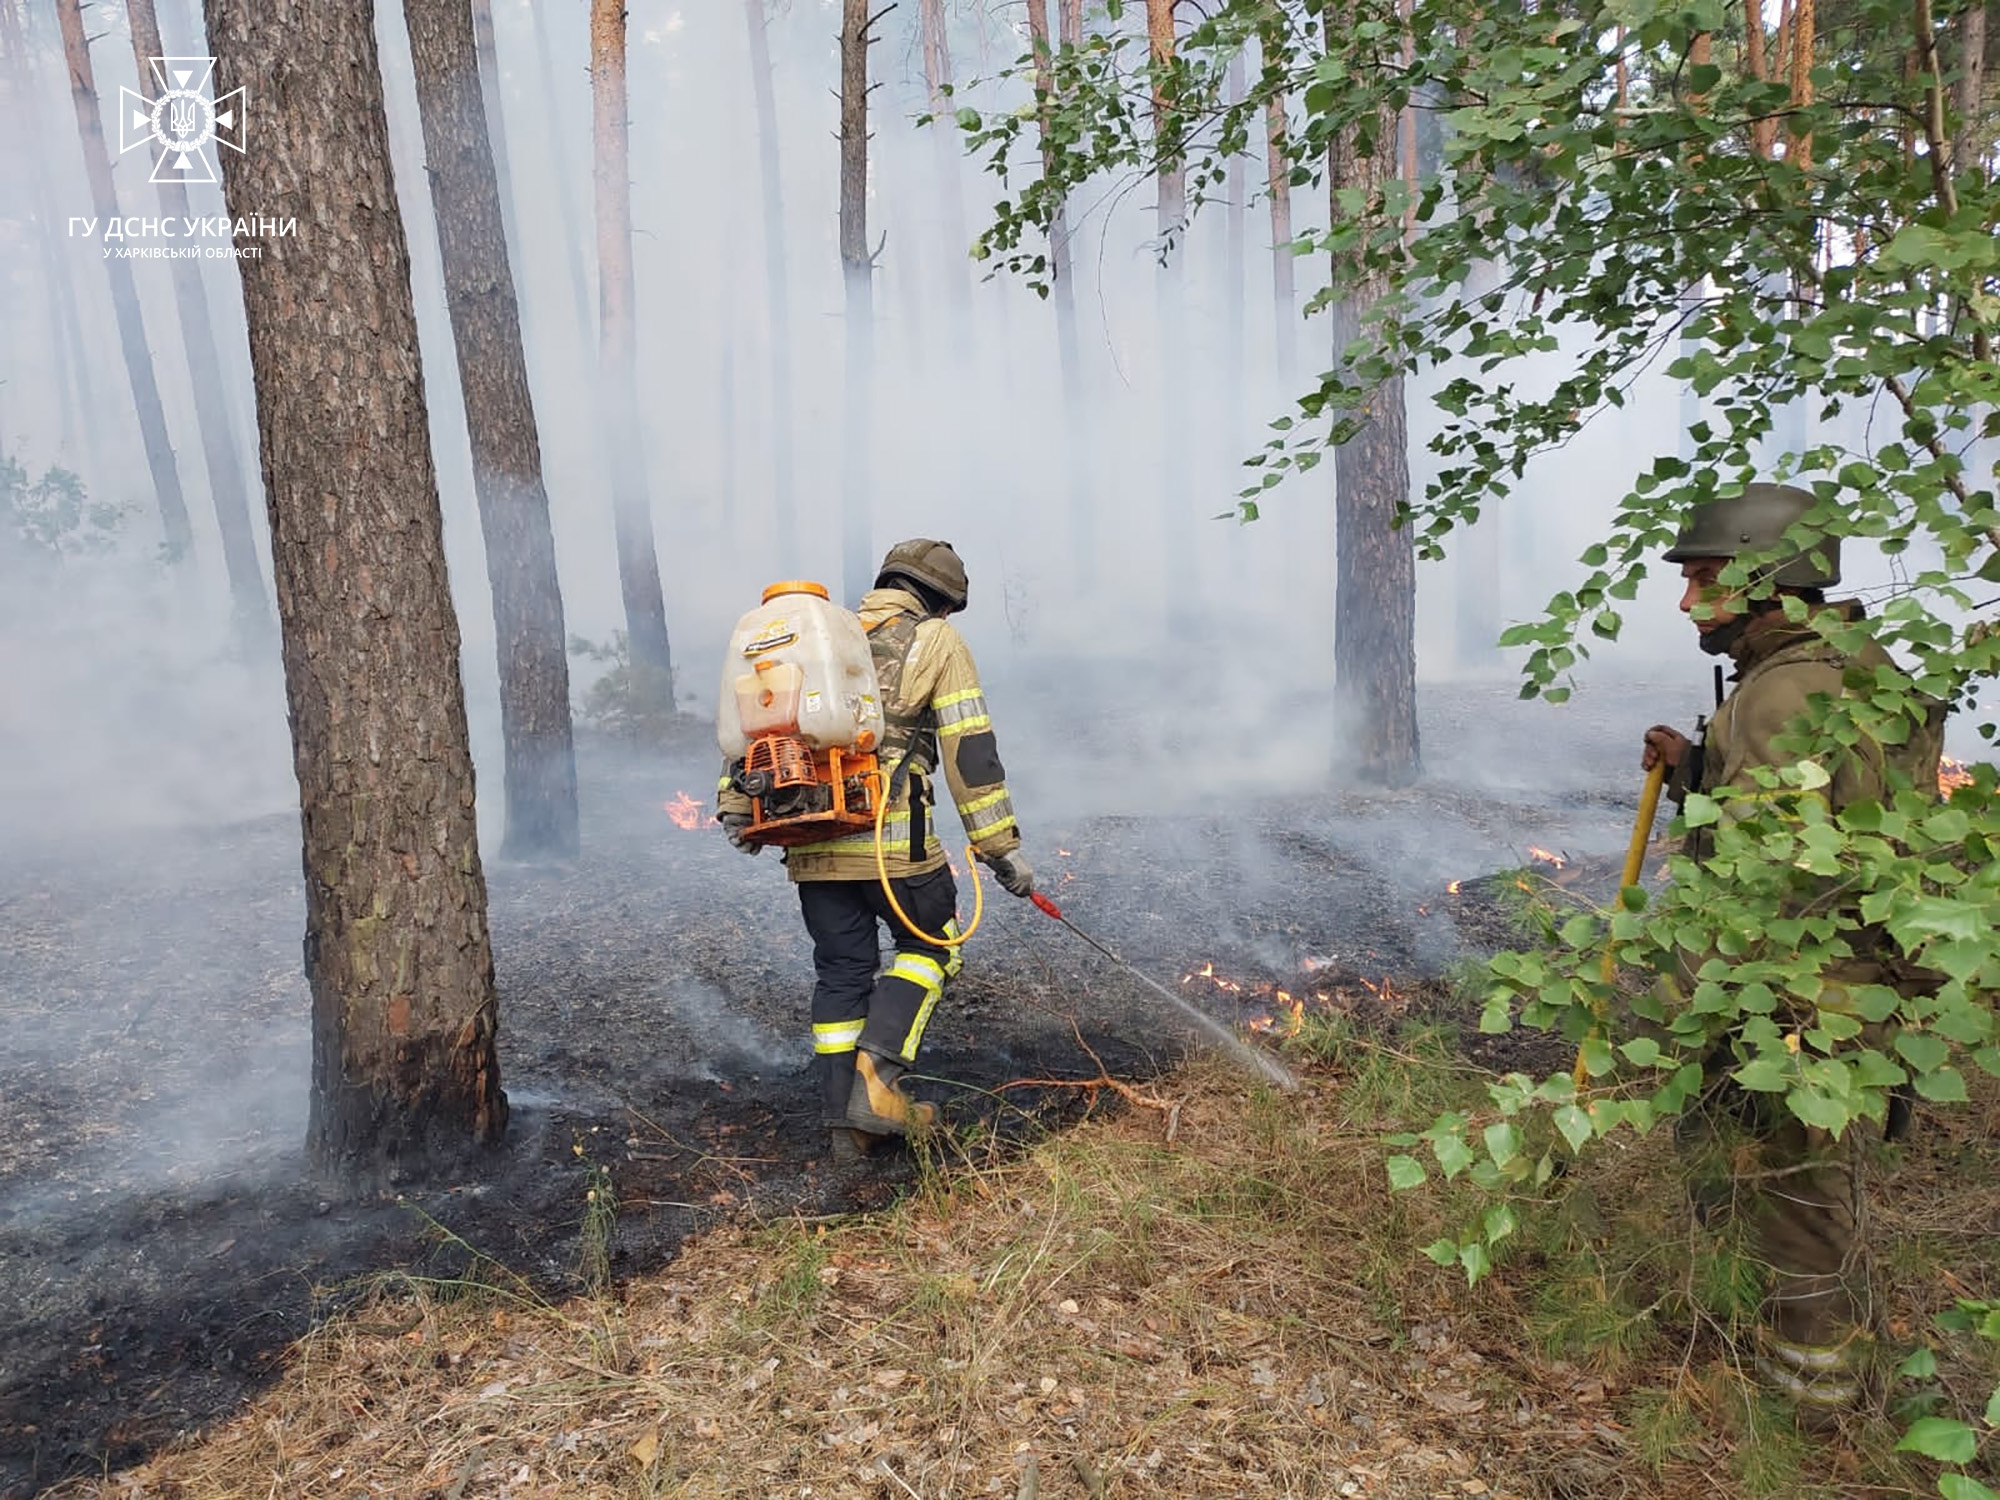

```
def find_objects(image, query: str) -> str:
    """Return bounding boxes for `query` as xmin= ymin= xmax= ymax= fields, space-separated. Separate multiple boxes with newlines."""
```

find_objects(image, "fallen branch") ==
xmin=996 ymin=1018 xmax=1177 ymax=1116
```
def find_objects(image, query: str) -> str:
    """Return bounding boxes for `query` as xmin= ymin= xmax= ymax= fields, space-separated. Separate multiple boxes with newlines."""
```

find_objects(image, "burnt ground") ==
xmin=0 ymin=674 xmax=1692 ymax=1498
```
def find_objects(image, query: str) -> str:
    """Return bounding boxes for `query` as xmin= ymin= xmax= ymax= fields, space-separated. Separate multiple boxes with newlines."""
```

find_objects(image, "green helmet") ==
xmin=1662 ymin=483 xmax=1840 ymax=588
xmin=875 ymin=538 xmax=969 ymax=610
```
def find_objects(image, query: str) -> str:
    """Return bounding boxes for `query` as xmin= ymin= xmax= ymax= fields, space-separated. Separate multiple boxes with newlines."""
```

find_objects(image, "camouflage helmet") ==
xmin=875 ymin=538 xmax=969 ymax=610
xmin=1662 ymin=483 xmax=1840 ymax=588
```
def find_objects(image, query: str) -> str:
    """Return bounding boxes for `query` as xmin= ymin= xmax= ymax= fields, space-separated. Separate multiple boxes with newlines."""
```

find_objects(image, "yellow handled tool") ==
xmin=1573 ymin=761 xmax=1668 ymax=1087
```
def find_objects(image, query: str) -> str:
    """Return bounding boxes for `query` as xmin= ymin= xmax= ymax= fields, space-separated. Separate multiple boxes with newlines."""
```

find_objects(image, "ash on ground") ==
xmin=0 ymin=673 xmax=1694 ymax=1496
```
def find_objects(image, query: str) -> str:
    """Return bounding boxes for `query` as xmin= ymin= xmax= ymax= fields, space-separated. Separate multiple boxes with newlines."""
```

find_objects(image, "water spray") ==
xmin=1028 ymin=892 xmax=1301 ymax=1092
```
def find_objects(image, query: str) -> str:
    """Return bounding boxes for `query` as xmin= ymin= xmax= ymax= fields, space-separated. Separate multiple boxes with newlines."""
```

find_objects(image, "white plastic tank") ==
xmin=717 ymin=581 xmax=886 ymax=758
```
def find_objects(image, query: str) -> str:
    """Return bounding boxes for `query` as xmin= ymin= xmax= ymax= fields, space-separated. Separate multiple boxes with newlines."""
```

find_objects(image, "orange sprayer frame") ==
xmin=740 ymin=736 xmax=882 ymax=847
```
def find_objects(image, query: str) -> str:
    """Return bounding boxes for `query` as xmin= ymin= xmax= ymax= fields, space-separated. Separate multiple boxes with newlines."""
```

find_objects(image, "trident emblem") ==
xmin=118 ymin=56 xmax=246 ymax=185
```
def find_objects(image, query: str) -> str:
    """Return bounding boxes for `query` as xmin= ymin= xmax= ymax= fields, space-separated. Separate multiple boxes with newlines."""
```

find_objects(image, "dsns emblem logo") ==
xmin=119 ymin=57 xmax=246 ymax=185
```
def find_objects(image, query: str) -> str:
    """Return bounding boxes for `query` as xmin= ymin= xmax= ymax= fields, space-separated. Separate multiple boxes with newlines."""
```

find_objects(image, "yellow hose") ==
xmin=1573 ymin=761 xmax=1668 ymax=1087
xmin=870 ymin=771 xmax=982 ymax=948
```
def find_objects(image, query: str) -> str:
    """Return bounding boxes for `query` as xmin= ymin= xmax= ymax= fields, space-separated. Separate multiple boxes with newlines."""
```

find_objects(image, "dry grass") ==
xmin=47 ymin=1043 xmax=2000 ymax=1500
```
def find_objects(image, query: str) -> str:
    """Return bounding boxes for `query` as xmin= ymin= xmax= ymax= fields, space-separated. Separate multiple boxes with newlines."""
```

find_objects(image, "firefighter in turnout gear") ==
xmin=1639 ymin=484 xmax=1945 ymax=1424
xmin=715 ymin=540 xmax=1035 ymax=1161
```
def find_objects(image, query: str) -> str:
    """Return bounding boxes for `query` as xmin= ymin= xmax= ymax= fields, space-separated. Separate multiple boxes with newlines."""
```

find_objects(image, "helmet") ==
xmin=875 ymin=538 xmax=969 ymax=610
xmin=1662 ymin=483 xmax=1840 ymax=588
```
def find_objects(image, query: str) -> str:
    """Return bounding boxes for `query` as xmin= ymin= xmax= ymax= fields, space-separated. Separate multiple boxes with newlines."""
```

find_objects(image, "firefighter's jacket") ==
xmin=1663 ymin=601 xmax=1944 ymax=996
xmin=717 ymin=587 xmax=1022 ymax=884
xmin=1668 ymin=603 xmax=1943 ymax=853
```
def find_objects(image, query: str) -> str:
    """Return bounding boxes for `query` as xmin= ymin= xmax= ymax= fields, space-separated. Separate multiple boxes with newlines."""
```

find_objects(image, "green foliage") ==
xmin=0 ymin=450 xmax=122 ymax=564
xmin=568 ymin=631 xmax=679 ymax=740
xmin=957 ymin=0 xmax=2000 ymax=1463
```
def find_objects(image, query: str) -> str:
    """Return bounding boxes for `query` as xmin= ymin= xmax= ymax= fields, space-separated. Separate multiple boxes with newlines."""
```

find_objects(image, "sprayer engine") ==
xmin=730 ymin=735 xmax=881 ymax=847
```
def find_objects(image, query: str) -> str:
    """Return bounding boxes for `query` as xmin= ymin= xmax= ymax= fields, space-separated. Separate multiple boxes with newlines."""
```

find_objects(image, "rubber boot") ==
xmin=828 ymin=1127 xmax=876 ymax=1167
xmin=846 ymin=1051 xmax=936 ymax=1136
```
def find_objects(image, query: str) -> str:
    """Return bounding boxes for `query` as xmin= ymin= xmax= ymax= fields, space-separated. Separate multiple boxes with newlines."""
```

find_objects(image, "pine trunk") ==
xmin=202 ymin=0 xmax=507 ymax=1182
xmin=839 ymin=0 xmax=874 ymax=604
xmin=1325 ymin=4 xmax=1419 ymax=784
xmin=1144 ymin=0 xmax=1186 ymax=244
xmin=1954 ymin=1 xmax=1989 ymax=166
xmin=1026 ymin=0 xmax=1088 ymax=558
xmin=405 ymin=0 xmax=580 ymax=859
xmin=916 ymin=0 xmax=974 ymax=354
xmin=56 ymin=0 xmax=194 ymax=562
xmin=1261 ymin=18 xmax=1296 ymax=377
xmin=743 ymin=0 xmax=796 ymax=551
xmin=1224 ymin=50 xmax=1246 ymax=462
xmin=468 ymin=0 xmax=521 ymax=258
xmin=1147 ymin=0 xmax=1196 ymax=636
xmin=125 ymin=0 xmax=268 ymax=632
xmin=529 ymin=0 xmax=595 ymax=358
xmin=590 ymin=0 xmax=676 ymax=714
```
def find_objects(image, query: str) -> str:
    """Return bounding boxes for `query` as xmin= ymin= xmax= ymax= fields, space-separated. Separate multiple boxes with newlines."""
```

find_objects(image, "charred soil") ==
xmin=0 ymin=685 xmax=1674 ymax=1496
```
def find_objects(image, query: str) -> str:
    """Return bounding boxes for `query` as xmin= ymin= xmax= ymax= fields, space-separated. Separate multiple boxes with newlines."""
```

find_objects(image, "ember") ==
xmin=663 ymin=791 xmax=704 ymax=830
xmin=1940 ymin=756 xmax=1975 ymax=792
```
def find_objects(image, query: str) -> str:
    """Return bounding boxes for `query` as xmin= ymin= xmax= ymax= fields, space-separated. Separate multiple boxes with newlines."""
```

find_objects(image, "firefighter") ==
xmin=1639 ymin=484 xmax=1944 ymax=1423
xmin=716 ymin=539 xmax=1036 ymax=1162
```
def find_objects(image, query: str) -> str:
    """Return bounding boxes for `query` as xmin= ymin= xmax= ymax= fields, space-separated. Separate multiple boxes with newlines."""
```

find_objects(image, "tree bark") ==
xmin=529 ymin=0 xmax=595 ymax=359
xmin=743 ymin=0 xmax=796 ymax=553
xmin=467 ymin=0 xmax=521 ymax=258
xmin=1148 ymin=0 xmax=1196 ymax=636
xmin=56 ymin=0 xmax=194 ymax=562
xmin=202 ymin=0 xmax=506 ymax=1183
xmin=1785 ymin=0 xmax=1814 ymax=168
xmin=1026 ymin=0 xmax=1088 ymax=557
xmin=590 ymin=0 xmax=676 ymax=714
xmin=1224 ymin=49 xmax=1246 ymax=455
xmin=1145 ymin=0 xmax=1186 ymax=250
xmin=916 ymin=0 xmax=974 ymax=354
xmin=405 ymin=0 xmax=579 ymax=859
xmin=839 ymin=0 xmax=875 ymax=604
xmin=1325 ymin=0 xmax=1419 ymax=784
xmin=1953 ymin=0 xmax=1989 ymax=167
xmin=124 ymin=0 xmax=268 ymax=632
xmin=1260 ymin=16 xmax=1296 ymax=377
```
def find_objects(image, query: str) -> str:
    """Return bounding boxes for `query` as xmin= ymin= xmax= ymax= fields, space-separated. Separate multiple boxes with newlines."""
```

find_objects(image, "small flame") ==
xmin=1526 ymin=846 xmax=1567 ymax=870
xmin=1446 ymin=879 xmax=1462 ymax=895
xmin=1182 ymin=960 xmax=1245 ymax=995
xmin=1246 ymin=991 xmax=1307 ymax=1038
xmin=1940 ymin=756 xmax=1974 ymax=792
xmin=1056 ymin=848 xmax=1074 ymax=857
xmin=663 ymin=791 xmax=704 ymax=831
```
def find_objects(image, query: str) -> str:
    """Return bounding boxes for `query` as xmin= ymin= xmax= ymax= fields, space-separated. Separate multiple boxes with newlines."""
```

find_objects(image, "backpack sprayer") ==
xmin=718 ymin=582 xmax=983 ymax=945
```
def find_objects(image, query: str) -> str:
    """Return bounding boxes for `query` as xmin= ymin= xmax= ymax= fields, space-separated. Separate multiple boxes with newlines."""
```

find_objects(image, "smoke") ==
xmin=1 ymin=0 xmax=1991 ymax=1234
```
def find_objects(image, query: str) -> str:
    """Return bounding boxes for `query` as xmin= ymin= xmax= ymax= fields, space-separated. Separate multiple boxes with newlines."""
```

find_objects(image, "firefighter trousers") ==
xmin=1680 ymin=1058 xmax=1868 ymax=1407
xmin=797 ymin=867 xmax=962 ymax=1127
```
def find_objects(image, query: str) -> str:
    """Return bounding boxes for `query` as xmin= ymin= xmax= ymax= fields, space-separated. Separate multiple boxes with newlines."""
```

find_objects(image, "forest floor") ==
xmin=3 ymin=675 xmax=1996 ymax=1499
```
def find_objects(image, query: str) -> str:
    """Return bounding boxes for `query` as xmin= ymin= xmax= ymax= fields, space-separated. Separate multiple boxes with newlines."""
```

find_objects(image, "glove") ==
xmin=985 ymin=851 xmax=1033 ymax=898
xmin=719 ymin=812 xmax=762 ymax=856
